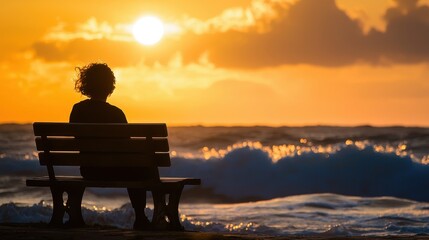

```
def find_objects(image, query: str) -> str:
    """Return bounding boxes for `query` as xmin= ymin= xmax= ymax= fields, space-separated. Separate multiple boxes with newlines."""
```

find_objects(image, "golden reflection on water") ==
xmin=225 ymin=222 xmax=255 ymax=231
xmin=172 ymin=139 xmax=424 ymax=163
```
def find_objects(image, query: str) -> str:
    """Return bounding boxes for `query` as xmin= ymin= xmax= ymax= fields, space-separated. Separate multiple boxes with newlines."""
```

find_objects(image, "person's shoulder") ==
xmin=70 ymin=100 xmax=91 ymax=123
xmin=73 ymin=99 xmax=91 ymax=107
xmin=106 ymin=102 xmax=123 ymax=112
xmin=106 ymin=102 xmax=127 ymax=122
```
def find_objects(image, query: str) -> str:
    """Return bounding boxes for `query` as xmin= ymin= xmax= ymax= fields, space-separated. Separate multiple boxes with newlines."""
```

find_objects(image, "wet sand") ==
xmin=1 ymin=223 xmax=429 ymax=240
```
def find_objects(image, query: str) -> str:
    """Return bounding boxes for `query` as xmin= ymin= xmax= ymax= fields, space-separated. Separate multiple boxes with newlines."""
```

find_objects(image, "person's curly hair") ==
xmin=74 ymin=63 xmax=116 ymax=98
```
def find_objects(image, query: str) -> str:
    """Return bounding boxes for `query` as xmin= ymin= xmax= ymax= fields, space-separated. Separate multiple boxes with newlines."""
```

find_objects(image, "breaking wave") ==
xmin=2 ymin=193 xmax=429 ymax=236
xmin=2 ymin=141 xmax=429 ymax=202
xmin=162 ymin=142 xmax=429 ymax=202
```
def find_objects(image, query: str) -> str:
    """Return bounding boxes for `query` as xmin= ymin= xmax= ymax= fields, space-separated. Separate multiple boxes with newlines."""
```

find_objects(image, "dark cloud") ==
xmin=391 ymin=0 xmax=419 ymax=11
xmin=190 ymin=0 xmax=368 ymax=67
xmin=371 ymin=0 xmax=429 ymax=63
xmin=32 ymin=39 xmax=179 ymax=67
xmin=31 ymin=0 xmax=429 ymax=68
xmin=193 ymin=0 xmax=429 ymax=67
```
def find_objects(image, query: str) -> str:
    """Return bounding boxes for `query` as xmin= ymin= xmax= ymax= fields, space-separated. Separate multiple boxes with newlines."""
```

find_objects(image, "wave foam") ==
xmin=2 ymin=143 xmax=429 ymax=202
xmin=162 ymin=145 xmax=429 ymax=202
xmin=2 ymin=193 xmax=429 ymax=236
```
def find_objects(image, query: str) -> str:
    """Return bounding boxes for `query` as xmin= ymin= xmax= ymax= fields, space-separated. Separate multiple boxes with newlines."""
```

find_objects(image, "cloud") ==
xmin=31 ymin=0 xmax=429 ymax=68
xmin=187 ymin=0 xmax=367 ymax=68
xmin=30 ymin=0 xmax=288 ymax=67
xmin=32 ymin=39 xmax=149 ymax=66
xmin=369 ymin=0 xmax=429 ymax=63
xmin=180 ymin=0 xmax=294 ymax=34
xmin=43 ymin=18 xmax=133 ymax=42
xmin=43 ymin=1 xmax=291 ymax=41
xmin=31 ymin=38 xmax=204 ymax=68
xmin=188 ymin=0 xmax=429 ymax=68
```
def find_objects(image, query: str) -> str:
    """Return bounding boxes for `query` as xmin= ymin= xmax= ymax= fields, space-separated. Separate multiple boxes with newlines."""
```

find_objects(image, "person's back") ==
xmin=69 ymin=63 xmax=156 ymax=229
xmin=70 ymin=99 xmax=132 ymax=179
xmin=70 ymin=99 xmax=126 ymax=123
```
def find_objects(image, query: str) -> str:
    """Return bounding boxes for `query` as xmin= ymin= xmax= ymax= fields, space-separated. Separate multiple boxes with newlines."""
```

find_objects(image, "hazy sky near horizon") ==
xmin=1 ymin=0 xmax=429 ymax=126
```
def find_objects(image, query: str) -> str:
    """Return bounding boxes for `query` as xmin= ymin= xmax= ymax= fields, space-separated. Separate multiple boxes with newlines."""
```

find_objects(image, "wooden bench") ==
xmin=26 ymin=122 xmax=201 ymax=230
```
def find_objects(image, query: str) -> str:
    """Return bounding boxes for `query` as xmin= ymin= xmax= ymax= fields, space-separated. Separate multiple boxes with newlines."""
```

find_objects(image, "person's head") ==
xmin=74 ymin=63 xmax=116 ymax=100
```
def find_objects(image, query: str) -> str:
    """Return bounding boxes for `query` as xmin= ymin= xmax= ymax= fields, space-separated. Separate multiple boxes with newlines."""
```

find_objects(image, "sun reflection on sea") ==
xmin=172 ymin=139 xmax=422 ymax=163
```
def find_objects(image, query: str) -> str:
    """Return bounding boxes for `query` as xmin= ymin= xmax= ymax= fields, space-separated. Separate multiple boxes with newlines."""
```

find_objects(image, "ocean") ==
xmin=1 ymin=124 xmax=429 ymax=236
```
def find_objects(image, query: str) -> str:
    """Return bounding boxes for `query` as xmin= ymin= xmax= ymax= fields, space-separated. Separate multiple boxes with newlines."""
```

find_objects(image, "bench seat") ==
xmin=27 ymin=176 xmax=201 ymax=188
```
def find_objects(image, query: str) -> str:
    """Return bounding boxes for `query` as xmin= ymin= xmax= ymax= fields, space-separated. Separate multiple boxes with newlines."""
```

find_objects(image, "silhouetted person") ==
xmin=69 ymin=63 xmax=157 ymax=230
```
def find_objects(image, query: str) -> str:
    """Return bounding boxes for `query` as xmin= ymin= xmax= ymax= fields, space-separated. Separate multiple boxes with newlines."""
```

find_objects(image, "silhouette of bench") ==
xmin=26 ymin=122 xmax=201 ymax=230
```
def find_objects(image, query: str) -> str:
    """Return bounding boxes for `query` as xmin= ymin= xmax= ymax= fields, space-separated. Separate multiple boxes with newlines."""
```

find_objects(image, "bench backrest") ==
xmin=33 ymin=122 xmax=170 ymax=180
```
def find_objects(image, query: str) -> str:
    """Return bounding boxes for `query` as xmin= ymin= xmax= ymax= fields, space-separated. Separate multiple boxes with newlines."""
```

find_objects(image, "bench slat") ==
xmin=26 ymin=176 xmax=201 ymax=188
xmin=39 ymin=152 xmax=171 ymax=167
xmin=36 ymin=137 xmax=169 ymax=152
xmin=29 ymin=122 xmax=201 ymax=229
xmin=34 ymin=122 xmax=168 ymax=137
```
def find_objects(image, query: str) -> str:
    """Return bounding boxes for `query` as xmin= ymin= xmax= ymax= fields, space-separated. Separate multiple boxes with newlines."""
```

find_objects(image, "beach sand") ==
xmin=1 ymin=224 xmax=429 ymax=240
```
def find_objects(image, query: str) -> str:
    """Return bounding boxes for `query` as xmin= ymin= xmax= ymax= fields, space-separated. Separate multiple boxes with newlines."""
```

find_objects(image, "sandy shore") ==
xmin=1 ymin=224 xmax=429 ymax=240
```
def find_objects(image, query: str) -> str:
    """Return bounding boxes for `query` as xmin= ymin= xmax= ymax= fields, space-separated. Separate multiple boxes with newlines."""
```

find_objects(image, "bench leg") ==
xmin=151 ymin=191 xmax=168 ymax=229
xmin=49 ymin=186 xmax=66 ymax=226
xmin=48 ymin=186 xmax=86 ymax=227
xmin=64 ymin=187 xmax=86 ymax=227
xmin=151 ymin=185 xmax=185 ymax=231
xmin=166 ymin=185 xmax=184 ymax=231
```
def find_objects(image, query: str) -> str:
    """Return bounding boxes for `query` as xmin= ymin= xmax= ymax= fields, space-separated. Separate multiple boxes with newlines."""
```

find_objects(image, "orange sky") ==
xmin=1 ymin=0 xmax=429 ymax=126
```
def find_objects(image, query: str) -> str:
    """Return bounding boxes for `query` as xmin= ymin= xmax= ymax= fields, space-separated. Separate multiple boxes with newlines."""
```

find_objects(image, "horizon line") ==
xmin=1 ymin=121 xmax=428 ymax=128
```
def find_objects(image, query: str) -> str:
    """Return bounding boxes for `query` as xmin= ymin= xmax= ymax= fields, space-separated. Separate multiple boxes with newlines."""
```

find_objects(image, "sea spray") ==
xmin=1 ymin=194 xmax=429 ymax=236
xmin=2 ymin=143 xmax=429 ymax=202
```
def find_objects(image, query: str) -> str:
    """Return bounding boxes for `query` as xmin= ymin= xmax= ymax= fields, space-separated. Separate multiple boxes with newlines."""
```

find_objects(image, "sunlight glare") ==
xmin=132 ymin=16 xmax=164 ymax=46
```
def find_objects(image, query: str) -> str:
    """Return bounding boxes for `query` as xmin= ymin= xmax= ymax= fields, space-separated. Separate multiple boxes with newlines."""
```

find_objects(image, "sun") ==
xmin=132 ymin=16 xmax=165 ymax=46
